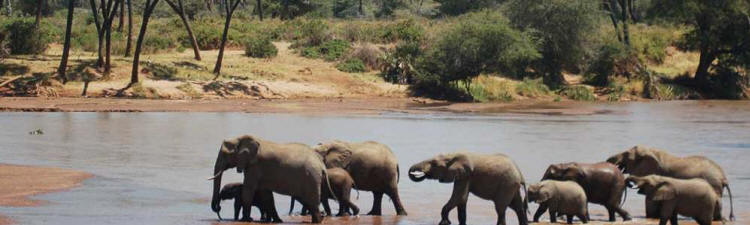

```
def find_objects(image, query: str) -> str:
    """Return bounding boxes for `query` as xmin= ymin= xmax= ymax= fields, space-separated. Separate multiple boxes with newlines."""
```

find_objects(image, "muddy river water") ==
xmin=1 ymin=101 xmax=749 ymax=225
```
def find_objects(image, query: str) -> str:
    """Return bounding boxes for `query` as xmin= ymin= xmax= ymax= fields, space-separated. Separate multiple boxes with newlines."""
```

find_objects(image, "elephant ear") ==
xmin=564 ymin=164 xmax=586 ymax=181
xmin=633 ymin=147 xmax=662 ymax=175
xmin=652 ymin=182 xmax=675 ymax=201
xmin=446 ymin=154 xmax=473 ymax=181
xmin=537 ymin=184 xmax=553 ymax=203
xmin=235 ymin=135 xmax=260 ymax=173
xmin=324 ymin=143 xmax=353 ymax=169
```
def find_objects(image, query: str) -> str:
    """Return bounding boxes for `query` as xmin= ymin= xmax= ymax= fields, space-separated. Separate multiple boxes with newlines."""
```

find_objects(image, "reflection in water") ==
xmin=0 ymin=101 xmax=748 ymax=225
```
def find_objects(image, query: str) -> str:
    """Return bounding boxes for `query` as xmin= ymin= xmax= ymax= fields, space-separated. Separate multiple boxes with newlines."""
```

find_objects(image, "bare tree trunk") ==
xmin=256 ymin=0 xmax=262 ymax=21
xmin=58 ymin=0 xmax=76 ymax=84
xmin=125 ymin=0 xmax=133 ymax=57
xmin=130 ymin=0 xmax=160 ymax=85
xmin=165 ymin=0 xmax=202 ymax=60
xmin=213 ymin=0 xmax=241 ymax=77
xmin=619 ymin=0 xmax=630 ymax=46
xmin=35 ymin=0 xmax=44 ymax=28
xmin=104 ymin=0 xmax=121 ymax=74
xmin=359 ymin=0 xmax=363 ymax=16
xmin=118 ymin=0 xmax=124 ymax=32
xmin=604 ymin=0 xmax=622 ymax=42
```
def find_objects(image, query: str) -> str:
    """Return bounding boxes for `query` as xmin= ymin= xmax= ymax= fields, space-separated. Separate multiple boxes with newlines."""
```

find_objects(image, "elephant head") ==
xmin=408 ymin=153 xmax=473 ymax=183
xmin=541 ymin=163 xmax=585 ymax=182
xmin=209 ymin=135 xmax=261 ymax=213
xmin=606 ymin=146 xmax=662 ymax=176
xmin=527 ymin=182 xmax=552 ymax=203
xmin=626 ymin=175 xmax=675 ymax=201
xmin=314 ymin=141 xmax=353 ymax=169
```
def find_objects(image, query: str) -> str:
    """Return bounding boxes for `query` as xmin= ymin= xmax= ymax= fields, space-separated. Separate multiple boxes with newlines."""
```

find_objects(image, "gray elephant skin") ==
xmin=314 ymin=140 xmax=407 ymax=215
xmin=607 ymin=145 xmax=734 ymax=221
xmin=528 ymin=180 xmax=589 ymax=224
xmin=627 ymin=175 xmax=720 ymax=225
xmin=217 ymin=182 xmax=280 ymax=222
xmin=289 ymin=167 xmax=360 ymax=216
xmin=210 ymin=135 xmax=330 ymax=223
xmin=408 ymin=152 xmax=528 ymax=225
xmin=541 ymin=162 xmax=631 ymax=221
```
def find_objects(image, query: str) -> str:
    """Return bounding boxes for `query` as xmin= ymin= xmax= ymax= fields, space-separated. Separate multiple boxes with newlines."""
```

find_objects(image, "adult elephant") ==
xmin=540 ymin=162 xmax=631 ymax=222
xmin=606 ymin=145 xmax=734 ymax=221
xmin=210 ymin=135 xmax=330 ymax=223
xmin=409 ymin=152 xmax=528 ymax=225
xmin=314 ymin=140 xmax=407 ymax=216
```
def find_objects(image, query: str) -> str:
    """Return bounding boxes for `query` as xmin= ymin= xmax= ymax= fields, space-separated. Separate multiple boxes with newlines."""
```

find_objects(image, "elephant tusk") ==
xmin=207 ymin=171 xmax=222 ymax=180
xmin=409 ymin=171 xmax=425 ymax=178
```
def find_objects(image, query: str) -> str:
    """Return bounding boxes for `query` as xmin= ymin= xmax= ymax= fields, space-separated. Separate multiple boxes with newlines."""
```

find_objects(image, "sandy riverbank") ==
xmin=0 ymin=164 xmax=92 ymax=224
xmin=0 ymin=97 xmax=615 ymax=115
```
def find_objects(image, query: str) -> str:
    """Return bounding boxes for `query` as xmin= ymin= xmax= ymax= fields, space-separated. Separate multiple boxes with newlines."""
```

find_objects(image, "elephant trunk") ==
xmin=408 ymin=164 xmax=427 ymax=182
xmin=211 ymin=163 xmax=225 ymax=213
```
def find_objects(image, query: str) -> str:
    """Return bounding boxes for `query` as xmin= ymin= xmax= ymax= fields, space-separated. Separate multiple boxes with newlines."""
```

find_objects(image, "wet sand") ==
xmin=0 ymin=97 xmax=615 ymax=115
xmin=0 ymin=164 xmax=92 ymax=224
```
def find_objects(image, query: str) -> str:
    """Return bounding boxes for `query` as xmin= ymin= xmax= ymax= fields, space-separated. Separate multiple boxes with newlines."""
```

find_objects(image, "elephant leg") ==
xmin=646 ymin=199 xmax=661 ymax=219
xmin=713 ymin=201 xmax=723 ymax=221
xmin=578 ymin=213 xmax=589 ymax=224
xmin=240 ymin=184 xmax=257 ymax=222
xmin=613 ymin=204 xmax=632 ymax=221
xmin=289 ymin=197 xmax=296 ymax=215
xmin=306 ymin=201 xmax=323 ymax=223
xmin=234 ymin=197 xmax=242 ymax=220
xmin=549 ymin=210 xmax=557 ymax=223
xmin=385 ymin=185 xmax=408 ymax=216
xmin=367 ymin=192 xmax=384 ymax=215
xmin=348 ymin=199 xmax=360 ymax=216
xmin=658 ymin=202 xmax=677 ymax=225
xmin=260 ymin=191 xmax=282 ymax=223
xmin=321 ymin=198 xmax=332 ymax=217
xmin=566 ymin=215 xmax=573 ymax=224
xmin=494 ymin=202 xmax=508 ymax=225
xmin=509 ymin=191 xmax=528 ymax=225
xmin=533 ymin=202 xmax=548 ymax=222
xmin=441 ymin=180 xmax=470 ymax=225
xmin=337 ymin=190 xmax=353 ymax=216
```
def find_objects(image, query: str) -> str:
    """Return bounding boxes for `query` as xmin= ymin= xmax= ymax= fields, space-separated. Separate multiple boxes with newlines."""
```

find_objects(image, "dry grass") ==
xmin=650 ymin=46 xmax=700 ymax=78
xmin=1 ymin=42 xmax=406 ymax=99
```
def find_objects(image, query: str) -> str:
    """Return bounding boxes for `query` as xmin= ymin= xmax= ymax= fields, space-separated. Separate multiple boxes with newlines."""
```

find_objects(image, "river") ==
xmin=0 ymin=101 xmax=748 ymax=224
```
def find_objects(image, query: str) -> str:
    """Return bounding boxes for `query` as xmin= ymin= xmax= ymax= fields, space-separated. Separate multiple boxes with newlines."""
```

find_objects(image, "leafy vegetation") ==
xmin=336 ymin=58 xmax=367 ymax=73
xmin=244 ymin=36 xmax=278 ymax=58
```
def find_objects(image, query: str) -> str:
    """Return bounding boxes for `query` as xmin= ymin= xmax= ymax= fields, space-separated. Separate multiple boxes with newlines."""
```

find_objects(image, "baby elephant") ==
xmin=289 ymin=168 xmax=360 ymax=216
xmin=218 ymin=183 xmax=281 ymax=222
xmin=528 ymin=180 xmax=589 ymax=224
xmin=627 ymin=175 xmax=719 ymax=225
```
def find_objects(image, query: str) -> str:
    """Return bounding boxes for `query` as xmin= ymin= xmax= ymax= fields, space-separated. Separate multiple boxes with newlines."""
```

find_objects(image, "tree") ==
xmin=649 ymin=0 xmax=750 ymax=88
xmin=212 ymin=0 xmax=242 ymax=77
xmin=129 ymin=0 xmax=160 ymax=86
xmin=506 ymin=0 xmax=599 ymax=88
xmin=58 ymin=0 xmax=76 ymax=84
xmin=125 ymin=0 xmax=133 ymax=57
xmin=4 ymin=0 xmax=11 ymax=15
xmin=165 ymin=0 xmax=202 ymax=60
xmin=118 ymin=0 xmax=124 ymax=32
xmin=435 ymin=0 xmax=504 ymax=16
xmin=102 ymin=0 xmax=121 ymax=74
xmin=256 ymin=0 xmax=262 ymax=21
xmin=35 ymin=0 xmax=44 ymax=28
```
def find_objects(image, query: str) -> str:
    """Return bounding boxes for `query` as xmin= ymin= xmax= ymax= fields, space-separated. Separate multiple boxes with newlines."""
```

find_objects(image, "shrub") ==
xmin=561 ymin=85 xmax=596 ymax=101
xmin=381 ymin=19 xmax=424 ymax=42
xmin=302 ymin=39 xmax=351 ymax=61
xmin=336 ymin=58 xmax=367 ymax=73
xmin=381 ymin=41 xmax=423 ymax=84
xmin=349 ymin=44 xmax=383 ymax=69
xmin=468 ymin=76 xmax=515 ymax=102
xmin=584 ymin=41 xmax=634 ymax=86
xmin=2 ymin=18 xmax=56 ymax=55
xmin=244 ymin=36 xmax=278 ymax=58
xmin=291 ymin=19 xmax=330 ymax=47
xmin=515 ymin=78 xmax=550 ymax=97
xmin=144 ymin=62 xmax=180 ymax=81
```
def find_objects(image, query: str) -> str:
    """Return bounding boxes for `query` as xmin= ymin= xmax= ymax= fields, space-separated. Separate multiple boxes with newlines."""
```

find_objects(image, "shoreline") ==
xmin=0 ymin=164 xmax=92 ymax=225
xmin=0 ymin=97 xmax=626 ymax=115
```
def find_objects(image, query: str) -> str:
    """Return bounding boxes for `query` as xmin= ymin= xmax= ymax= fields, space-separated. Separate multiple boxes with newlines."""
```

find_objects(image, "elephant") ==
xmin=289 ymin=167 xmax=360 ymax=217
xmin=527 ymin=180 xmax=589 ymax=224
xmin=540 ymin=162 xmax=631 ymax=221
xmin=408 ymin=152 xmax=528 ymax=225
xmin=217 ymin=182 xmax=280 ymax=222
xmin=626 ymin=175 xmax=720 ymax=225
xmin=210 ymin=135 xmax=332 ymax=223
xmin=606 ymin=145 xmax=734 ymax=221
xmin=314 ymin=140 xmax=407 ymax=216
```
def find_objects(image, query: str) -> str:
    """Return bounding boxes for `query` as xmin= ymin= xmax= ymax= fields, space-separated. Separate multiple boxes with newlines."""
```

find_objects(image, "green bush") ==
xmin=561 ymin=85 xmax=596 ymax=101
xmin=301 ymin=39 xmax=351 ymax=61
xmin=1 ymin=18 xmax=57 ymax=55
xmin=381 ymin=41 xmax=423 ymax=84
xmin=244 ymin=36 xmax=278 ymax=58
xmin=381 ymin=19 xmax=424 ymax=42
xmin=291 ymin=19 xmax=330 ymax=47
xmin=515 ymin=78 xmax=550 ymax=97
xmin=336 ymin=58 xmax=367 ymax=73
xmin=144 ymin=62 xmax=180 ymax=81
xmin=584 ymin=41 xmax=631 ymax=86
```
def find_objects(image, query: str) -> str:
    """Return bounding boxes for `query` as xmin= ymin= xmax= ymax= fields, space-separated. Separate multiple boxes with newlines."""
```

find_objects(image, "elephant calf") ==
xmin=289 ymin=168 xmax=360 ymax=217
xmin=627 ymin=175 xmax=720 ymax=225
xmin=541 ymin=162 xmax=631 ymax=221
xmin=528 ymin=180 xmax=589 ymax=224
xmin=218 ymin=182 xmax=281 ymax=222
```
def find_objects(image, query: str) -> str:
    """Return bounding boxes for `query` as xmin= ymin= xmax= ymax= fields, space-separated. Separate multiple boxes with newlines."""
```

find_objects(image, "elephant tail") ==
xmin=352 ymin=181 xmax=360 ymax=200
xmin=396 ymin=164 xmax=400 ymax=183
xmin=522 ymin=182 xmax=529 ymax=216
xmin=725 ymin=184 xmax=735 ymax=221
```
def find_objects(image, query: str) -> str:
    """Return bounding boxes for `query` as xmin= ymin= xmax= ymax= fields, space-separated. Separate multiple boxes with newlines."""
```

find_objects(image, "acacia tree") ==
xmin=165 ymin=0 xmax=202 ymax=60
xmin=57 ymin=0 xmax=76 ymax=84
xmin=212 ymin=0 xmax=242 ymax=77
xmin=129 ymin=0 xmax=160 ymax=86
xmin=34 ymin=0 xmax=43 ymax=27
xmin=101 ymin=0 xmax=121 ymax=74
xmin=125 ymin=0 xmax=133 ymax=57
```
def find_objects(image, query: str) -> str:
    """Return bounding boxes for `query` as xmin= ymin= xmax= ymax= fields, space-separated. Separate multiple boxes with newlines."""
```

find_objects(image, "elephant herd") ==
xmin=209 ymin=135 xmax=735 ymax=225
